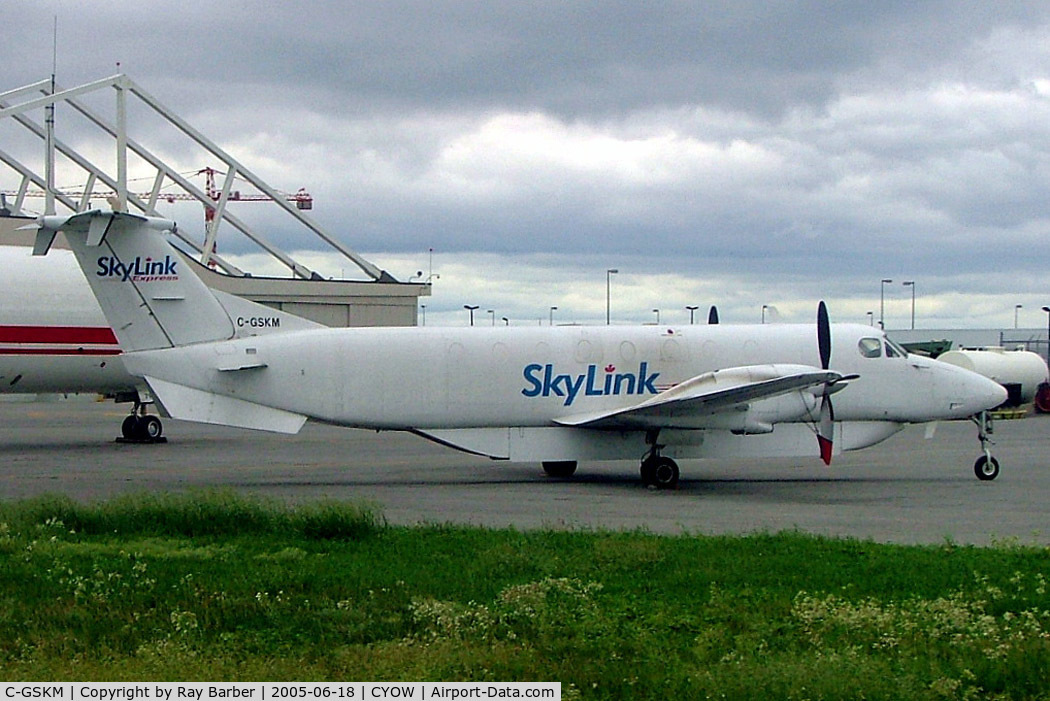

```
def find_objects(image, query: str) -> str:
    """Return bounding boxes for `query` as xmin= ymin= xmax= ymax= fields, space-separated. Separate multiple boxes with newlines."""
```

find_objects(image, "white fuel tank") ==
xmin=938 ymin=347 xmax=1049 ymax=406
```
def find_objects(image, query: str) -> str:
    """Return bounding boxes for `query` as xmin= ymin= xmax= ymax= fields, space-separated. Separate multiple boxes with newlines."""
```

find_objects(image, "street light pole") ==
xmin=487 ymin=309 xmax=495 ymax=326
xmin=652 ymin=309 xmax=660 ymax=324
xmin=686 ymin=305 xmax=698 ymax=324
xmin=866 ymin=311 xmax=873 ymax=326
xmin=420 ymin=304 xmax=426 ymax=327
xmin=463 ymin=304 xmax=479 ymax=326
xmin=606 ymin=269 xmax=618 ymax=325
xmin=1015 ymin=304 xmax=1023 ymax=329
xmin=880 ymin=279 xmax=892 ymax=329
xmin=1042 ymin=306 xmax=1050 ymax=366
xmin=902 ymin=281 xmax=915 ymax=330
xmin=549 ymin=306 xmax=558 ymax=326
xmin=761 ymin=304 xmax=768 ymax=324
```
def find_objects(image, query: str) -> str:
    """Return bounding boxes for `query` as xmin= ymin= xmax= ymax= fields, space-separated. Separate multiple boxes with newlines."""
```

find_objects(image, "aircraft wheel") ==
xmin=140 ymin=416 xmax=164 ymax=441
xmin=121 ymin=415 xmax=140 ymax=439
xmin=542 ymin=461 xmax=577 ymax=478
xmin=974 ymin=455 xmax=999 ymax=481
xmin=651 ymin=456 xmax=680 ymax=490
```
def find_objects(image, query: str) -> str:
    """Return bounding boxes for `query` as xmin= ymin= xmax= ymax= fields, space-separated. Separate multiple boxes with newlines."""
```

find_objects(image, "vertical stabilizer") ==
xmin=34 ymin=210 xmax=234 ymax=351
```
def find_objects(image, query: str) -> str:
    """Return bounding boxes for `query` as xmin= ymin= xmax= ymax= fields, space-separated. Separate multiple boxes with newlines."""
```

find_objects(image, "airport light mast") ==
xmin=903 ymin=281 xmax=915 ymax=330
xmin=880 ymin=279 xmax=893 ymax=329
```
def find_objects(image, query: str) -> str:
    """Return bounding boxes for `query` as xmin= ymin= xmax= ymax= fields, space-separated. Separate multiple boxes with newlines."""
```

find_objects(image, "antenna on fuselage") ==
xmin=708 ymin=305 xmax=719 ymax=324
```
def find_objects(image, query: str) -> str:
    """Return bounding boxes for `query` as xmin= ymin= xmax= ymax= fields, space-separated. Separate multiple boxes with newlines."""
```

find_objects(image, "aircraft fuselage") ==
xmin=0 ymin=245 xmax=135 ymax=394
xmin=126 ymin=322 xmax=1000 ymax=431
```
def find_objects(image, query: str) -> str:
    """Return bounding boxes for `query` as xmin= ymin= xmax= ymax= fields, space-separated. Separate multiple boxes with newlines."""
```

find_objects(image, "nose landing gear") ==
xmin=972 ymin=410 xmax=999 ymax=481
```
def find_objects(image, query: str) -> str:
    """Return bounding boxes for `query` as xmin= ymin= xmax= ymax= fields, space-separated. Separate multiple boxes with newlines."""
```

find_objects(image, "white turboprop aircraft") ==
xmin=28 ymin=210 xmax=1008 ymax=488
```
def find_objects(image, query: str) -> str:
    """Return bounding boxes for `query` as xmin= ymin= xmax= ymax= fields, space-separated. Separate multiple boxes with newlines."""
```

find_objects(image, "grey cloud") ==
xmin=13 ymin=1 xmax=1049 ymax=118
xmin=4 ymin=0 xmax=1050 ymax=327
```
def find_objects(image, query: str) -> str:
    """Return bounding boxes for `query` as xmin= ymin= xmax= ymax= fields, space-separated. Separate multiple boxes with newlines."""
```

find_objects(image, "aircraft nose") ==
xmin=964 ymin=372 xmax=1008 ymax=414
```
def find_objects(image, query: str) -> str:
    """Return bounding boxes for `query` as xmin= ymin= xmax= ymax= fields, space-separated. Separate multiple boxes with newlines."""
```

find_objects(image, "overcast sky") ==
xmin=4 ymin=1 xmax=1050 ymax=329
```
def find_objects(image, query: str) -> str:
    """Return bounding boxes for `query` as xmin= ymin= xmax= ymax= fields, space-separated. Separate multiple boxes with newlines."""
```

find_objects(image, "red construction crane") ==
xmin=189 ymin=167 xmax=313 ymax=224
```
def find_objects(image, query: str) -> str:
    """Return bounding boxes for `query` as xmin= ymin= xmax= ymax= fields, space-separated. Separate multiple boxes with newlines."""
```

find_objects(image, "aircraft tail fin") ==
xmin=32 ymin=210 xmax=235 ymax=352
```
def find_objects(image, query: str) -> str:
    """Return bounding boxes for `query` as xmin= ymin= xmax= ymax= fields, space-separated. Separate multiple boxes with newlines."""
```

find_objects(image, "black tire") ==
xmin=141 ymin=416 xmax=163 ymax=441
xmin=651 ymin=456 xmax=680 ymax=489
xmin=542 ymin=461 xmax=577 ymax=478
xmin=121 ymin=415 xmax=140 ymax=439
xmin=974 ymin=455 xmax=1000 ymax=481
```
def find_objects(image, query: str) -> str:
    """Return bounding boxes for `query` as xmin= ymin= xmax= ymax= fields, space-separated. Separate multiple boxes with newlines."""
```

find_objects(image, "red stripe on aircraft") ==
xmin=0 ymin=347 xmax=122 ymax=356
xmin=0 ymin=325 xmax=119 ymax=345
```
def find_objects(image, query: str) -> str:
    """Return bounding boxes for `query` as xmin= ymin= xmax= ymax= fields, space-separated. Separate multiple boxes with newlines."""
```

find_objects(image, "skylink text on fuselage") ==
xmin=522 ymin=362 xmax=660 ymax=406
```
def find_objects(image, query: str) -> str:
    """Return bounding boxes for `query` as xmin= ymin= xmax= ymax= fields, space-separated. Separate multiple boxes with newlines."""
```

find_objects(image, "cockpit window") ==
xmin=885 ymin=338 xmax=908 ymax=358
xmin=858 ymin=338 xmax=882 ymax=358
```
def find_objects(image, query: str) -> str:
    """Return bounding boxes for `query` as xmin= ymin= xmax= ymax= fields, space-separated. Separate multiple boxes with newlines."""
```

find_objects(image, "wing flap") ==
xmin=145 ymin=376 xmax=306 ymax=434
xmin=555 ymin=364 xmax=839 ymax=429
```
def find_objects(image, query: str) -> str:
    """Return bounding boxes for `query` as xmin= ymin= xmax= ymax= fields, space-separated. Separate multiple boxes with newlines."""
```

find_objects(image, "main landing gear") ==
xmin=117 ymin=396 xmax=166 ymax=444
xmin=540 ymin=430 xmax=682 ymax=489
xmin=972 ymin=410 xmax=999 ymax=481
xmin=640 ymin=430 xmax=679 ymax=489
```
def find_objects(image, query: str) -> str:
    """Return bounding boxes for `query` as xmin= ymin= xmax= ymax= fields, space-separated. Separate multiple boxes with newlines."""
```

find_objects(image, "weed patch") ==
xmin=0 ymin=494 xmax=1047 ymax=698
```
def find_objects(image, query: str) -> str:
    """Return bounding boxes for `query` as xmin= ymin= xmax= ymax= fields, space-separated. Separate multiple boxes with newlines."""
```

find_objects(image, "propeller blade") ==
xmin=816 ymin=301 xmax=834 ymax=464
xmin=817 ymin=300 xmax=831 ymax=370
xmin=708 ymin=305 xmax=719 ymax=325
xmin=818 ymin=394 xmax=834 ymax=465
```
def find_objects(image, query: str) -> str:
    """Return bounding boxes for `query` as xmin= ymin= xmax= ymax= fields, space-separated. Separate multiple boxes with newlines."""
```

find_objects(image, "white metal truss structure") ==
xmin=0 ymin=73 xmax=389 ymax=282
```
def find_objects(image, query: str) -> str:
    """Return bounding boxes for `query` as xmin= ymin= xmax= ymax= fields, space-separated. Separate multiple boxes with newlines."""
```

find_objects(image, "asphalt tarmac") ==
xmin=0 ymin=397 xmax=1047 ymax=545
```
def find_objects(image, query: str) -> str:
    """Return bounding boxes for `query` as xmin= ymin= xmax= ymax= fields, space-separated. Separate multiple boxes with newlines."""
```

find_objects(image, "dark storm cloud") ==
xmin=12 ymin=1 xmax=1049 ymax=118
xmin=5 ymin=1 xmax=1050 ymax=326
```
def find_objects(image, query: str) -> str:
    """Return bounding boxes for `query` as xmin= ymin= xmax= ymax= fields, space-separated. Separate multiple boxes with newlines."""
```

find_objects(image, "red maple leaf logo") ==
xmin=604 ymin=364 xmax=616 ymax=373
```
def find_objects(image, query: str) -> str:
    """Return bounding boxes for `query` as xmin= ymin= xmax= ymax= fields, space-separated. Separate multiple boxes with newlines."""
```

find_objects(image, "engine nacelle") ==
xmin=701 ymin=390 xmax=819 ymax=434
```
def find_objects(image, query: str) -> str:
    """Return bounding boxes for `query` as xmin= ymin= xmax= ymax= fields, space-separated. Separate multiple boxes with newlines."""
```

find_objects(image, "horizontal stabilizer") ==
xmin=145 ymin=376 xmax=306 ymax=434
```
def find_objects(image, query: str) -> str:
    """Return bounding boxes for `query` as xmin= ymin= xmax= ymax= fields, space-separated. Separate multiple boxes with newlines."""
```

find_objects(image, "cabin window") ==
xmin=858 ymin=338 xmax=882 ymax=358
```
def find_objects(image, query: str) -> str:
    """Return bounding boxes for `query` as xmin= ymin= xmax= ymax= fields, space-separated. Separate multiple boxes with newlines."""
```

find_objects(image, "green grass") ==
xmin=0 ymin=490 xmax=1048 ymax=699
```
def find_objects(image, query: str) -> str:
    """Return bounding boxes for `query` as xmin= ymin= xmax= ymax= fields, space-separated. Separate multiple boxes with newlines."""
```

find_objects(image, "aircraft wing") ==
xmin=553 ymin=364 xmax=840 ymax=430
